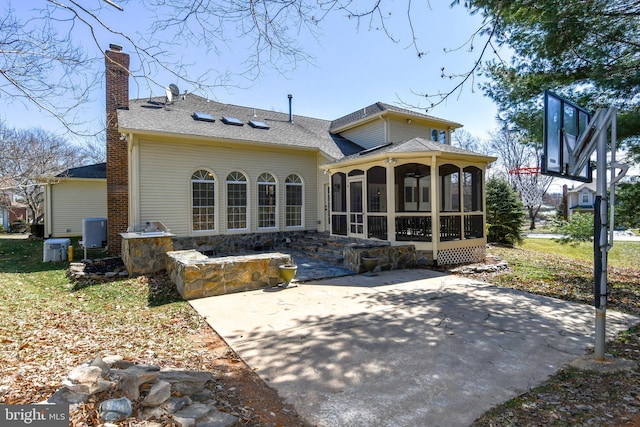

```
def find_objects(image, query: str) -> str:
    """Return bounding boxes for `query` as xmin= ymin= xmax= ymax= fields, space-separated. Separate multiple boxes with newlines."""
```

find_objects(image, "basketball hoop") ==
xmin=508 ymin=167 xmax=544 ymax=207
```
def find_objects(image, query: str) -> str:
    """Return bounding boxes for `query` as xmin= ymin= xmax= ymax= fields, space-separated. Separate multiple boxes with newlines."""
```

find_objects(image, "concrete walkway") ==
xmin=190 ymin=269 xmax=639 ymax=427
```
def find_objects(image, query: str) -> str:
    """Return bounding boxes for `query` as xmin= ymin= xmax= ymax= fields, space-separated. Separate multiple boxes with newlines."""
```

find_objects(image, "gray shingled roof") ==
xmin=117 ymin=95 xmax=362 ymax=160
xmin=330 ymin=102 xmax=462 ymax=132
xmin=56 ymin=163 xmax=106 ymax=179
xmin=331 ymin=138 xmax=496 ymax=164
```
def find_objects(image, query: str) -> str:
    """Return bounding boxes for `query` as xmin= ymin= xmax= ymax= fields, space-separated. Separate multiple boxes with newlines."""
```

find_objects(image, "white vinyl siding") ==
xmin=339 ymin=120 xmax=386 ymax=149
xmin=49 ymin=180 xmax=107 ymax=237
xmin=136 ymin=137 xmax=318 ymax=236
xmin=388 ymin=117 xmax=431 ymax=143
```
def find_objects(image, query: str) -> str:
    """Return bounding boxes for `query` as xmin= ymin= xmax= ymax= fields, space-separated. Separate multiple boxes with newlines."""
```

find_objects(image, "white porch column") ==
xmin=386 ymin=159 xmax=396 ymax=243
xmin=430 ymin=155 xmax=439 ymax=259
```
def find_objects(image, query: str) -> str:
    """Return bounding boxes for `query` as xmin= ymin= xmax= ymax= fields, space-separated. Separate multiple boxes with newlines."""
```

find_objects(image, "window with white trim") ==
xmin=227 ymin=171 xmax=247 ymax=230
xmin=581 ymin=191 xmax=590 ymax=204
xmin=285 ymin=174 xmax=303 ymax=227
xmin=257 ymin=172 xmax=277 ymax=228
xmin=191 ymin=169 xmax=215 ymax=232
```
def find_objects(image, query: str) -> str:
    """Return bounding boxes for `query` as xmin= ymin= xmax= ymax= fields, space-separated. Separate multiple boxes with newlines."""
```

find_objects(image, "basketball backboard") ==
xmin=542 ymin=90 xmax=592 ymax=182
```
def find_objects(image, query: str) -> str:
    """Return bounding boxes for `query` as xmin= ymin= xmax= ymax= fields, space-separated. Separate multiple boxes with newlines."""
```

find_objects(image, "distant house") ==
xmin=565 ymin=182 xmax=596 ymax=217
xmin=0 ymin=178 xmax=28 ymax=232
xmin=40 ymin=163 xmax=107 ymax=238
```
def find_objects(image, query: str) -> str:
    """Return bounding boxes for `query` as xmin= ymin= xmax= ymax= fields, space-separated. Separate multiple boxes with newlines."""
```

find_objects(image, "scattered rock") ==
xmin=113 ymin=365 xmax=160 ymax=400
xmin=99 ymin=397 xmax=132 ymax=422
xmin=68 ymin=257 xmax=127 ymax=281
xmin=142 ymin=380 xmax=171 ymax=407
xmin=158 ymin=369 xmax=213 ymax=395
xmin=63 ymin=365 xmax=113 ymax=395
xmin=49 ymin=355 xmax=238 ymax=426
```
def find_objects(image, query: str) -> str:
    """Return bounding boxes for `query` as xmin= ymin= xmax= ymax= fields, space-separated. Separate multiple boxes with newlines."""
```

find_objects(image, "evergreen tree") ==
xmin=458 ymin=0 xmax=640 ymax=161
xmin=486 ymin=178 xmax=526 ymax=245
xmin=615 ymin=182 xmax=640 ymax=229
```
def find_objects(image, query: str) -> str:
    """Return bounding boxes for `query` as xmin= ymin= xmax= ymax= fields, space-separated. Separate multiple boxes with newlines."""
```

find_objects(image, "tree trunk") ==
xmin=529 ymin=207 xmax=536 ymax=230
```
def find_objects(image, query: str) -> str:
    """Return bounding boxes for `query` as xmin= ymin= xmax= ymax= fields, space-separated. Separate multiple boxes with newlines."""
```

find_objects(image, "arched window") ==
xmin=191 ymin=169 xmax=215 ymax=232
xmin=257 ymin=172 xmax=277 ymax=229
xmin=285 ymin=174 xmax=303 ymax=227
xmin=227 ymin=171 xmax=247 ymax=230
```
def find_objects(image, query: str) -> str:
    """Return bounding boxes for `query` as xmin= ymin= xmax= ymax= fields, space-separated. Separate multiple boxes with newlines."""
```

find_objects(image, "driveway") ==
xmin=190 ymin=269 xmax=639 ymax=427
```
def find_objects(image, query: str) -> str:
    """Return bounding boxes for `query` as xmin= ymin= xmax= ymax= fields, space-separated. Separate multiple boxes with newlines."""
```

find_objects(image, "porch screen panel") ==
xmin=366 ymin=166 xmax=387 ymax=212
xmin=285 ymin=174 xmax=303 ymax=227
xmin=366 ymin=166 xmax=387 ymax=239
xmin=464 ymin=214 xmax=484 ymax=239
xmin=227 ymin=171 xmax=247 ymax=230
xmin=331 ymin=173 xmax=347 ymax=235
xmin=394 ymin=163 xmax=430 ymax=212
xmin=463 ymin=166 xmax=482 ymax=212
xmin=191 ymin=169 xmax=215 ymax=231
xmin=439 ymin=164 xmax=460 ymax=212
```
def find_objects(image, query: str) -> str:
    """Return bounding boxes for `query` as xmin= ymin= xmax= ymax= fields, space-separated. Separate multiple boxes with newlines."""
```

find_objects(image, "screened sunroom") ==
xmin=322 ymin=138 xmax=497 ymax=265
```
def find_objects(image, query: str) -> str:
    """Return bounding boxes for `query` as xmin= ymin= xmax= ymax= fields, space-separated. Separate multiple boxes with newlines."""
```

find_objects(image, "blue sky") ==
xmin=3 ymin=1 xmax=506 ymax=143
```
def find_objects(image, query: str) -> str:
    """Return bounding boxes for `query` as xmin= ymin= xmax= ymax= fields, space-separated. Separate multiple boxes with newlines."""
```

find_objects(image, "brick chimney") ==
xmin=105 ymin=44 xmax=129 ymax=254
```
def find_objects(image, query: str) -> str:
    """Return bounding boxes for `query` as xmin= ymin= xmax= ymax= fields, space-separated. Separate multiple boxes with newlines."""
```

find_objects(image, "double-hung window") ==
xmin=285 ymin=174 xmax=303 ymax=227
xmin=257 ymin=173 xmax=277 ymax=229
xmin=227 ymin=171 xmax=247 ymax=230
xmin=191 ymin=169 xmax=215 ymax=232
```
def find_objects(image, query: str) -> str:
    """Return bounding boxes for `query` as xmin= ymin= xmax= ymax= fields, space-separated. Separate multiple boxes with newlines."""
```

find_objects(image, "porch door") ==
xmin=348 ymin=177 xmax=365 ymax=238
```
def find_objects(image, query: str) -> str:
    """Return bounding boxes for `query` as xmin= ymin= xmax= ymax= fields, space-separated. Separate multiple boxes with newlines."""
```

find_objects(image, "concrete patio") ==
xmin=189 ymin=269 xmax=639 ymax=426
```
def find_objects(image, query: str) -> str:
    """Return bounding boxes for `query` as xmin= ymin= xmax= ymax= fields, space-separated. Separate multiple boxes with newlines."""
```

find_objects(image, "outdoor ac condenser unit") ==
xmin=43 ymin=238 xmax=71 ymax=262
xmin=82 ymin=217 xmax=107 ymax=248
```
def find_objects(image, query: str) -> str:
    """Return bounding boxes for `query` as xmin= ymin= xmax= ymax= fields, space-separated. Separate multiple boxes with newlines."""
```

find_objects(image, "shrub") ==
xmin=486 ymin=178 xmax=526 ymax=246
xmin=553 ymin=211 xmax=594 ymax=245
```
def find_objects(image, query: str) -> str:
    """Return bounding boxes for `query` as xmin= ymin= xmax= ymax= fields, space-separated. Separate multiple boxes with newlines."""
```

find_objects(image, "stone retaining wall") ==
xmin=343 ymin=244 xmax=417 ymax=273
xmin=166 ymin=250 xmax=291 ymax=300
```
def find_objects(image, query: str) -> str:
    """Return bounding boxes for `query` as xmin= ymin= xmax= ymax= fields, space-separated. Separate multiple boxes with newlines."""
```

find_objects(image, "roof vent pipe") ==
xmin=288 ymin=94 xmax=293 ymax=123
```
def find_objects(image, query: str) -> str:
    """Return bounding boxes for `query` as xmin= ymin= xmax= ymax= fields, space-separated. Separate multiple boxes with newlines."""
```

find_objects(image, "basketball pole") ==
xmin=593 ymin=116 xmax=609 ymax=361
xmin=591 ymin=107 xmax=621 ymax=361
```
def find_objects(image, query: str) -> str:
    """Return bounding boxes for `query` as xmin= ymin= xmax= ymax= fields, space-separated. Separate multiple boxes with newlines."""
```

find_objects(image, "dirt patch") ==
xmin=190 ymin=326 xmax=310 ymax=426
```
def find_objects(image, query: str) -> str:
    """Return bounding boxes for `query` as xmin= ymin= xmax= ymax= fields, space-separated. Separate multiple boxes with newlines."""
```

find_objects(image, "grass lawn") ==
xmin=520 ymin=238 xmax=640 ymax=269
xmin=0 ymin=236 xmax=204 ymax=405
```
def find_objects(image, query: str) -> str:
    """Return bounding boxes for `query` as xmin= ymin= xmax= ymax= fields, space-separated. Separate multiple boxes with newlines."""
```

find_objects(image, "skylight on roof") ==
xmin=193 ymin=112 xmax=215 ymax=122
xmin=221 ymin=116 xmax=244 ymax=126
xmin=248 ymin=120 xmax=270 ymax=130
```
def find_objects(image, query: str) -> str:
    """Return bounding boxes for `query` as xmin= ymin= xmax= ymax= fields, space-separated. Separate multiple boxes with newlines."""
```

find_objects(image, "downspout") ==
xmin=127 ymin=133 xmax=138 ymax=231
xmin=44 ymin=181 xmax=52 ymax=238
